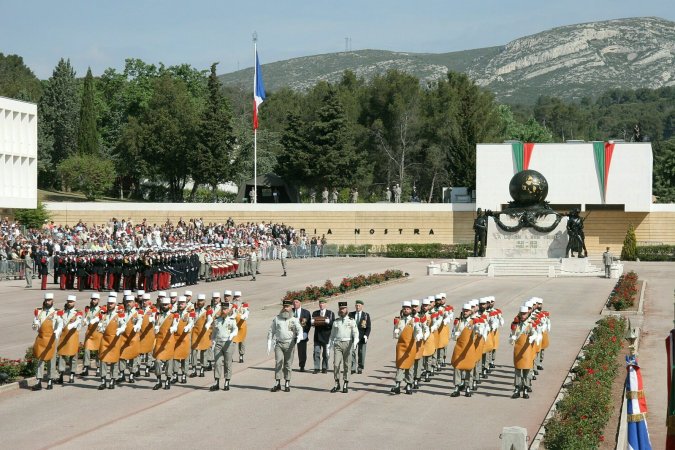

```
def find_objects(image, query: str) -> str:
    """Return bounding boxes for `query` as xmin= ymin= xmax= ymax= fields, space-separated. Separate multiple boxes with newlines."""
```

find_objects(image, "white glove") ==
xmin=393 ymin=329 xmax=400 ymax=339
xmin=55 ymin=330 xmax=62 ymax=340
xmin=184 ymin=323 xmax=193 ymax=333
xmin=363 ymin=335 xmax=368 ymax=344
xmin=310 ymin=318 xmax=315 ymax=325
xmin=443 ymin=317 xmax=452 ymax=325
xmin=148 ymin=315 xmax=155 ymax=324
xmin=133 ymin=321 xmax=142 ymax=333
xmin=169 ymin=326 xmax=178 ymax=334
xmin=528 ymin=334 xmax=537 ymax=344
xmin=240 ymin=310 xmax=249 ymax=320
xmin=430 ymin=323 xmax=439 ymax=332
xmin=154 ymin=325 xmax=160 ymax=334
xmin=324 ymin=318 xmax=330 ymax=325
xmin=32 ymin=323 xmax=38 ymax=331
xmin=205 ymin=317 xmax=213 ymax=330
xmin=296 ymin=333 xmax=302 ymax=344
xmin=67 ymin=322 xmax=76 ymax=331
xmin=423 ymin=329 xmax=430 ymax=341
xmin=115 ymin=327 xmax=124 ymax=337
xmin=509 ymin=335 xmax=517 ymax=345
xmin=266 ymin=339 xmax=272 ymax=355
xmin=415 ymin=332 xmax=424 ymax=342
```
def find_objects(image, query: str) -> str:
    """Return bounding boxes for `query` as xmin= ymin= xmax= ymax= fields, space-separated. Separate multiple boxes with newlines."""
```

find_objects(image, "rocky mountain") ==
xmin=219 ymin=17 xmax=675 ymax=104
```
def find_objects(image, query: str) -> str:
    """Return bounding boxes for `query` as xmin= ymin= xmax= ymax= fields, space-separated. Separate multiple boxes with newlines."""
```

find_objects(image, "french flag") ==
xmin=253 ymin=50 xmax=266 ymax=130
xmin=625 ymin=355 xmax=652 ymax=450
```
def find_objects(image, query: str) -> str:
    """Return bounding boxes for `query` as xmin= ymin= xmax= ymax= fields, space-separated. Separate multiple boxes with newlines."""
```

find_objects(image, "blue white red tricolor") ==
xmin=253 ymin=50 xmax=266 ymax=130
xmin=625 ymin=356 xmax=652 ymax=450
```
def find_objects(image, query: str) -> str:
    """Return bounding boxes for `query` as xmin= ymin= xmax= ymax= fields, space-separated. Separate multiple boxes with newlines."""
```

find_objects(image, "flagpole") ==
xmin=253 ymin=32 xmax=258 ymax=204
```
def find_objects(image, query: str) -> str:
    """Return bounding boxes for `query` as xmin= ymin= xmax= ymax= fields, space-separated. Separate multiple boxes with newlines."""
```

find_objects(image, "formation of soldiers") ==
xmin=46 ymin=245 xmax=259 ymax=292
xmin=30 ymin=288 xmax=550 ymax=398
xmin=391 ymin=293 xmax=551 ymax=398
xmin=31 ymin=289 xmax=250 ymax=391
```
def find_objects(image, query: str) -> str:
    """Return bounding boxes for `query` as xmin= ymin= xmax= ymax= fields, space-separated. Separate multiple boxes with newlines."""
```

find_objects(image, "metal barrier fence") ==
xmin=0 ymin=260 xmax=26 ymax=280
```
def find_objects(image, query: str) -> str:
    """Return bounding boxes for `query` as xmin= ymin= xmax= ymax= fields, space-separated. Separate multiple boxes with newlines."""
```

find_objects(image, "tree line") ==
xmin=1 ymin=52 xmax=673 ymax=202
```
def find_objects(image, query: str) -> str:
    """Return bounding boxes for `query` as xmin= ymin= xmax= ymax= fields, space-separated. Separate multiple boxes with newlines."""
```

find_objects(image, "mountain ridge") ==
xmin=219 ymin=16 xmax=675 ymax=104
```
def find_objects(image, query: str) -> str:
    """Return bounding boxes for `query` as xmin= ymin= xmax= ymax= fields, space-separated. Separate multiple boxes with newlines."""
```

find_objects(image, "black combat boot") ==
xmin=283 ymin=380 xmax=290 ymax=392
xmin=32 ymin=380 xmax=42 ymax=391
xmin=342 ymin=381 xmax=348 ymax=393
xmin=390 ymin=382 xmax=401 ymax=395
xmin=153 ymin=379 xmax=162 ymax=390
xmin=330 ymin=380 xmax=341 ymax=393
xmin=511 ymin=388 xmax=520 ymax=399
xmin=98 ymin=378 xmax=107 ymax=390
xmin=210 ymin=379 xmax=220 ymax=391
xmin=46 ymin=379 xmax=54 ymax=390
xmin=271 ymin=380 xmax=281 ymax=392
xmin=223 ymin=380 xmax=230 ymax=391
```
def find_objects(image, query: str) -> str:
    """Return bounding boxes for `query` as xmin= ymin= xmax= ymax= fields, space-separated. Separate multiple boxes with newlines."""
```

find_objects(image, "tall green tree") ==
xmin=309 ymin=87 xmax=361 ymax=188
xmin=39 ymin=58 xmax=79 ymax=183
xmin=189 ymin=63 xmax=235 ymax=200
xmin=0 ymin=53 xmax=42 ymax=101
xmin=276 ymin=112 xmax=312 ymax=185
xmin=653 ymin=137 xmax=675 ymax=202
xmin=77 ymin=68 xmax=99 ymax=155
xmin=498 ymin=104 xmax=553 ymax=142
xmin=138 ymin=74 xmax=198 ymax=202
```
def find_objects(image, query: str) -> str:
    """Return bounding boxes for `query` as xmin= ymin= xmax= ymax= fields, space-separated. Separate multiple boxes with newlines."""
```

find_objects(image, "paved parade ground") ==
xmin=0 ymin=257 xmax=672 ymax=449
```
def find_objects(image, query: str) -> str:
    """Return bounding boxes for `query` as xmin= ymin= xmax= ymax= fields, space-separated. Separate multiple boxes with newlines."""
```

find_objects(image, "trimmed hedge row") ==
xmin=635 ymin=245 xmax=675 ymax=261
xmin=383 ymin=243 xmax=472 ymax=259
xmin=543 ymin=316 xmax=626 ymax=450
xmin=0 ymin=347 xmax=37 ymax=383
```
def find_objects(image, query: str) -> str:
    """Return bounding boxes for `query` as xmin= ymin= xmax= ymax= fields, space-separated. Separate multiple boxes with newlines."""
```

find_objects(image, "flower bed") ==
xmin=543 ymin=316 xmax=626 ymax=450
xmin=606 ymin=271 xmax=639 ymax=311
xmin=282 ymin=269 xmax=406 ymax=303
xmin=0 ymin=347 xmax=37 ymax=384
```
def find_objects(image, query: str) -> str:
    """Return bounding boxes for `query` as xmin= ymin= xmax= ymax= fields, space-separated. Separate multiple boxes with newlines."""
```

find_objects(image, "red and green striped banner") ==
xmin=593 ymin=141 xmax=615 ymax=202
xmin=511 ymin=142 xmax=535 ymax=172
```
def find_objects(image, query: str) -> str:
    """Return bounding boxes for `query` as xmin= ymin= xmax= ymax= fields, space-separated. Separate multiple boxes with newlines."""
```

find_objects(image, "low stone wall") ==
xmin=43 ymin=202 xmax=675 ymax=255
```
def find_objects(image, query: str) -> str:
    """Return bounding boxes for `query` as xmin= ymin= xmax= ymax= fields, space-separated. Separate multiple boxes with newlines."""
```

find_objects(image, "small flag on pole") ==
xmin=253 ymin=50 xmax=266 ymax=130
xmin=666 ymin=329 xmax=675 ymax=449
xmin=625 ymin=355 xmax=652 ymax=450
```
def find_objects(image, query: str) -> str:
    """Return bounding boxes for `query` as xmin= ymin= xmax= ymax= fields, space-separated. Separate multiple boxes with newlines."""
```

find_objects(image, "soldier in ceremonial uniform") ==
xmin=509 ymin=305 xmax=538 ymax=399
xmin=56 ymin=295 xmax=83 ymax=384
xmin=97 ymin=296 xmax=126 ymax=390
xmin=32 ymin=293 xmax=63 ymax=390
xmin=232 ymin=291 xmax=249 ymax=363
xmin=138 ymin=293 xmax=157 ymax=377
xmin=328 ymin=301 xmax=358 ymax=393
xmin=486 ymin=296 xmax=504 ymax=371
xmin=420 ymin=297 xmax=437 ymax=382
xmin=209 ymin=298 xmax=238 ymax=391
xmin=118 ymin=295 xmax=142 ymax=383
xmin=311 ymin=300 xmax=334 ymax=373
xmin=267 ymin=299 xmax=303 ymax=392
xmin=292 ymin=299 xmax=312 ymax=372
xmin=190 ymin=294 xmax=214 ymax=378
xmin=348 ymin=300 xmax=371 ymax=374
xmin=205 ymin=291 xmax=222 ymax=370
xmin=391 ymin=300 xmax=420 ymax=395
xmin=410 ymin=299 xmax=424 ymax=389
xmin=153 ymin=297 xmax=178 ymax=390
xmin=533 ymin=297 xmax=550 ymax=373
xmin=435 ymin=294 xmax=454 ymax=369
xmin=450 ymin=303 xmax=483 ymax=397
xmin=81 ymin=293 xmax=102 ymax=376
xmin=172 ymin=296 xmax=194 ymax=384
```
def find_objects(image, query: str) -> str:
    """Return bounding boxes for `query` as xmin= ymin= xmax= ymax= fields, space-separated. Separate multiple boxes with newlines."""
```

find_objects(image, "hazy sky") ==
xmin=2 ymin=0 xmax=673 ymax=79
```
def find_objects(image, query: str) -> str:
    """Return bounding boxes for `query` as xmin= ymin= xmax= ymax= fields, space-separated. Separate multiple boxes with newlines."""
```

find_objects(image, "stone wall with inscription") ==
xmin=486 ymin=215 xmax=568 ymax=258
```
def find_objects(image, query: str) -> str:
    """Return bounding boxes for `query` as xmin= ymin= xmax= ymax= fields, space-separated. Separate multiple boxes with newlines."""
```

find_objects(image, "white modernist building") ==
xmin=0 ymin=96 xmax=38 ymax=209
xmin=475 ymin=142 xmax=653 ymax=212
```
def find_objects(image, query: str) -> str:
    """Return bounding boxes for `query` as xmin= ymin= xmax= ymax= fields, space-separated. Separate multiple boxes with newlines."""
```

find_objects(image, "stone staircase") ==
xmin=487 ymin=257 xmax=603 ymax=277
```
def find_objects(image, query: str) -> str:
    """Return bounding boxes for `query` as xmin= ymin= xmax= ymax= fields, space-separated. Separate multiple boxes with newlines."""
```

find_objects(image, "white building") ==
xmin=476 ymin=142 xmax=652 ymax=212
xmin=0 ymin=96 xmax=38 ymax=209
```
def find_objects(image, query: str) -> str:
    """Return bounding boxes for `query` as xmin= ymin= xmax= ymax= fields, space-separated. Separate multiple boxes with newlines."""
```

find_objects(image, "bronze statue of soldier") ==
xmin=473 ymin=208 xmax=489 ymax=257
xmin=565 ymin=208 xmax=588 ymax=258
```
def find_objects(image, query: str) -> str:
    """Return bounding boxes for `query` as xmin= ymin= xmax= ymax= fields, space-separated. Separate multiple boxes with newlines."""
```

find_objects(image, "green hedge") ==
xmin=384 ymin=243 xmax=472 ymax=258
xmin=636 ymin=245 xmax=675 ymax=261
xmin=543 ymin=316 xmax=625 ymax=449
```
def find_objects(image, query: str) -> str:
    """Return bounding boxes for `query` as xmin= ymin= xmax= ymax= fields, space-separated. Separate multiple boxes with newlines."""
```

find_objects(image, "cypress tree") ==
xmin=77 ymin=67 xmax=99 ymax=155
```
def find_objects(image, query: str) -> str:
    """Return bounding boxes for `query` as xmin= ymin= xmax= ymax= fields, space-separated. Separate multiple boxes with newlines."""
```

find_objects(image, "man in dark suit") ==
xmin=292 ymin=299 xmax=312 ymax=372
xmin=348 ymin=300 xmax=371 ymax=374
xmin=311 ymin=300 xmax=334 ymax=373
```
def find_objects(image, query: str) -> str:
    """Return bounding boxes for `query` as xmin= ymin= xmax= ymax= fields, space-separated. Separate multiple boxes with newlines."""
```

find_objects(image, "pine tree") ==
xmin=77 ymin=67 xmax=99 ymax=155
xmin=276 ymin=112 xmax=312 ymax=186
xmin=189 ymin=63 xmax=234 ymax=200
xmin=39 ymin=58 xmax=79 ymax=179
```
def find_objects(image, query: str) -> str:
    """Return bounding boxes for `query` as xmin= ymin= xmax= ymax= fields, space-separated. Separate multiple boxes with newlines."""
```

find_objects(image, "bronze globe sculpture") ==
xmin=508 ymin=170 xmax=549 ymax=207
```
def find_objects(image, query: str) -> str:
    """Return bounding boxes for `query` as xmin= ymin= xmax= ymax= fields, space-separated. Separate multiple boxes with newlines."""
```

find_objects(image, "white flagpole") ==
xmin=253 ymin=32 xmax=258 ymax=204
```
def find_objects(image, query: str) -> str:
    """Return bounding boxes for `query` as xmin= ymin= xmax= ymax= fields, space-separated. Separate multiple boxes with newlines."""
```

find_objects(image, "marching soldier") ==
xmin=267 ymin=299 xmax=303 ymax=392
xmin=410 ymin=299 xmax=424 ymax=389
xmin=348 ymin=300 xmax=371 ymax=374
xmin=478 ymin=298 xmax=492 ymax=380
xmin=311 ymin=300 xmax=334 ymax=373
xmin=391 ymin=300 xmax=421 ymax=395
xmin=435 ymin=294 xmax=454 ymax=369
xmin=118 ymin=295 xmax=142 ymax=383
xmin=486 ymin=296 xmax=504 ymax=371
xmin=190 ymin=294 xmax=214 ymax=378
xmin=328 ymin=301 xmax=358 ymax=393
xmin=31 ymin=293 xmax=63 ymax=390
xmin=81 ymin=293 xmax=102 ymax=376
xmin=172 ymin=296 xmax=194 ymax=385
xmin=450 ymin=303 xmax=485 ymax=397
xmin=56 ymin=294 xmax=83 ymax=384
xmin=509 ymin=305 xmax=539 ymax=399
xmin=209 ymin=298 xmax=238 ymax=391
xmin=97 ymin=296 xmax=126 ymax=390
xmin=232 ymin=291 xmax=249 ymax=363
xmin=152 ymin=297 xmax=178 ymax=390
xmin=292 ymin=299 xmax=312 ymax=372
xmin=533 ymin=297 xmax=550 ymax=373
xmin=420 ymin=297 xmax=437 ymax=382
xmin=138 ymin=293 xmax=157 ymax=377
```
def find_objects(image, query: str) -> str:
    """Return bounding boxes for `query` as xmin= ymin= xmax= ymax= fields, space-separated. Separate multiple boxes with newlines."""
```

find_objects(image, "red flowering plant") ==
xmin=284 ymin=270 xmax=405 ymax=303
xmin=607 ymin=271 xmax=639 ymax=310
xmin=544 ymin=316 xmax=625 ymax=449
